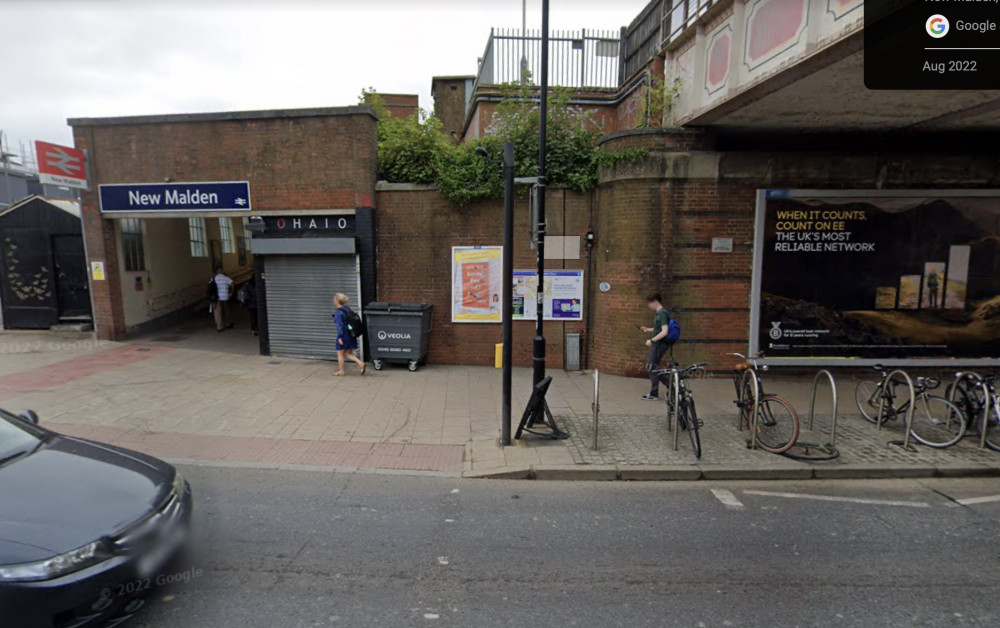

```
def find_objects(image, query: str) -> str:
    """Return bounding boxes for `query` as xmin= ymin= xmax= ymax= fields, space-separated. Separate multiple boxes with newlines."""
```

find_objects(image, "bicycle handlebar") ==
xmin=652 ymin=362 xmax=709 ymax=376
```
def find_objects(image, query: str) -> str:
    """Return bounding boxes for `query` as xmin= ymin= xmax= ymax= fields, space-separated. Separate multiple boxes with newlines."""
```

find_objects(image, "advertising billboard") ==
xmin=751 ymin=190 xmax=1000 ymax=364
xmin=451 ymin=246 xmax=503 ymax=323
xmin=512 ymin=270 xmax=584 ymax=322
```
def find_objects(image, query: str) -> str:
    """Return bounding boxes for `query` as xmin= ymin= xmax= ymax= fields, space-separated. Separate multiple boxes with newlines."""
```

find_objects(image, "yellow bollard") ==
xmin=495 ymin=343 xmax=503 ymax=369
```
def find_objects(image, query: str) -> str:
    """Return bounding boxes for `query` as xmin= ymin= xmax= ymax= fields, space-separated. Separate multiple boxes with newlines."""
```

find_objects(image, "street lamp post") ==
xmin=501 ymin=142 xmax=515 ymax=446
xmin=533 ymin=0 xmax=550 ymax=387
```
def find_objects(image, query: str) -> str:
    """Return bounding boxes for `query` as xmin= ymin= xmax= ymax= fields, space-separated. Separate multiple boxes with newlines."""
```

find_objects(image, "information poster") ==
xmin=512 ymin=270 xmax=584 ymax=321
xmin=755 ymin=191 xmax=1000 ymax=361
xmin=451 ymin=246 xmax=503 ymax=323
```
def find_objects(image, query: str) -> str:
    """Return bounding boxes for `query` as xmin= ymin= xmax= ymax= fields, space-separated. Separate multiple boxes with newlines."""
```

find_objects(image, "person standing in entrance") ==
xmin=212 ymin=266 xmax=234 ymax=332
xmin=333 ymin=293 xmax=366 ymax=377
xmin=640 ymin=293 xmax=672 ymax=400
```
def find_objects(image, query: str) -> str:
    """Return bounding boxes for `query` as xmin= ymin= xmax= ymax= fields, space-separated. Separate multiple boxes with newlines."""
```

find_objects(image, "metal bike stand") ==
xmin=878 ymin=369 xmax=916 ymax=451
xmin=808 ymin=369 xmax=839 ymax=447
xmin=738 ymin=367 xmax=762 ymax=450
xmin=591 ymin=370 xmax=600 ymax=451
xmin=948 ymin=372 xmax=988 ymax=449
xmin=671 ymin=370 xmax=681 ymax=451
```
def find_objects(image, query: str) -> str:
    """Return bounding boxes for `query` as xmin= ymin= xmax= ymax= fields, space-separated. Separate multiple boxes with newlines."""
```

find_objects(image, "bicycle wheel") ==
xmin=984 ymin=403 xmax=1000 ymax=452
xmin=752 ymin=396 xmax=799 ymax=454
xmin=681 ymin=395 xmax=702 ymax=460
xmin=855 ymin=380 xmax=883 ymax=424
xmin=909 ymin=395 xmax=966 ymax=449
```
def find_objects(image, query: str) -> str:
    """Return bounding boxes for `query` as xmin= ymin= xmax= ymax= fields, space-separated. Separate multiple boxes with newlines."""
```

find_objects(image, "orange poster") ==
xmin=462 ymin=262 xmax=490 ymax=309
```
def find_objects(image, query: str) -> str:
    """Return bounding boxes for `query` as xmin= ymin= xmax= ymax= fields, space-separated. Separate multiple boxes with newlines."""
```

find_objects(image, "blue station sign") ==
xmin=99 ymin=181 xmax=251 ymax=213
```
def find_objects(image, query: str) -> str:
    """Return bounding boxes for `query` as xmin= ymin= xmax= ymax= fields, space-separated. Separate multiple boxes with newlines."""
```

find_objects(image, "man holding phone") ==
xmin=640 ymin=293 xmax=672 ymax=400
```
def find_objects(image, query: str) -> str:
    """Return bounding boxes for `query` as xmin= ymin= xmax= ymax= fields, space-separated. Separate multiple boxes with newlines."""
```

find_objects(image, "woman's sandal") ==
xmin=360 ymin=363 xmax=367 ymax=376
xmin=333 ymin=371 xmax=345 ymax=377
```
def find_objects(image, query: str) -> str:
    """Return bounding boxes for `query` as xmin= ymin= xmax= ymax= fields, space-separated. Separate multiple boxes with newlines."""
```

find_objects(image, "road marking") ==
xmin=711 ymin=489 xmax=745 ymax=510
xmin=744 ymin=490 xmax=931 ymax=508
xmin=955 ymin=494 xmax=1000 ymax=506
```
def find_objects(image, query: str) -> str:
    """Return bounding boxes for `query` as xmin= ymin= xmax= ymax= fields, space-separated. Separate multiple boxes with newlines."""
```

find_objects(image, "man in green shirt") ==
xmin=640 ymin=293 xmax=673 ymax=400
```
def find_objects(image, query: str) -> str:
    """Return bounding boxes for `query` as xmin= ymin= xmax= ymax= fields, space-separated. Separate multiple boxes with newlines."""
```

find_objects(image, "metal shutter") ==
xmin=265 ymin=254 xmax=360 ymax=360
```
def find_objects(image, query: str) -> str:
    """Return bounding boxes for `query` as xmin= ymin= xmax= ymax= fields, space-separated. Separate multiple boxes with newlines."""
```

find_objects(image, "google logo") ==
xmin=926 ymin=14 xmax=950 ymax=38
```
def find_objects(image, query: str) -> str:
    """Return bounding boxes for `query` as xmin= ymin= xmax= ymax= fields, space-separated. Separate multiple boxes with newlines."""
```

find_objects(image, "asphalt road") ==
xmin=129 ymin=469 xmax=1000 ymax=628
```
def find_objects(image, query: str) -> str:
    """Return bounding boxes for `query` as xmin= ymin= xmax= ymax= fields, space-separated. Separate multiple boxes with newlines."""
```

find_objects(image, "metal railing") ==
xmin=662 ymin=0 xmax=724 ymax=46
xmin=475 ymin=28 xmax=622 ymax=91
xmin=737 ymin=367 xmax=762 ymax=450
xmin=808 ymin=370 xmax=839 ymax=447
xmin=878 ymin=370 xmax=917 ymax=451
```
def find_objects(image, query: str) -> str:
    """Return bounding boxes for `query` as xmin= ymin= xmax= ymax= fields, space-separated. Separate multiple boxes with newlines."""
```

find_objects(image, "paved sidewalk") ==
xmin=1 ymin=331 xmax=998 ymax=480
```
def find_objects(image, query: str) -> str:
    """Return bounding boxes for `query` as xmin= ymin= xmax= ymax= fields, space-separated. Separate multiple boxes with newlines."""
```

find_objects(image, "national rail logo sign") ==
xmin=35 ymin=141 xmax=89 ymax=190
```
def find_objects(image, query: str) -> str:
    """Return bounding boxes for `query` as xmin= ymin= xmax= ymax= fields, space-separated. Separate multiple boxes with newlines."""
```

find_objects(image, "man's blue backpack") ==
xmin=666 ymin=315 xmax=681 ymax=343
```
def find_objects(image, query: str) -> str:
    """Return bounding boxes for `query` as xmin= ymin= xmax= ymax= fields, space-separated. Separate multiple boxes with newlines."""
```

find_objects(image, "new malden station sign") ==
xmin=99 ymin=181 xmax=252 ymax=213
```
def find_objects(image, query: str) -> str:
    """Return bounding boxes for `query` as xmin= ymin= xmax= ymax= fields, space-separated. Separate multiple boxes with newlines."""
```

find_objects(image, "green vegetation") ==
xmin=639 ymin=73 xmax=682 ymax=129
xmin=361 ymin=84 xmax=645 ymax=206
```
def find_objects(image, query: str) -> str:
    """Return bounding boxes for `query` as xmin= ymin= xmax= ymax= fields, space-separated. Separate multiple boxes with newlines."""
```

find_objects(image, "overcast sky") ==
xmin=2 ymin=0 xmax=649 ymax=162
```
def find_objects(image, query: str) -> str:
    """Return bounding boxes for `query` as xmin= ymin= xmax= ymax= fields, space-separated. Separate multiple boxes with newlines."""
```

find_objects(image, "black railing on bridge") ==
xmin=662 ymin=0 xmax=723 ymax=46
xmin=474 ymin=28 xmax=623 ymax=91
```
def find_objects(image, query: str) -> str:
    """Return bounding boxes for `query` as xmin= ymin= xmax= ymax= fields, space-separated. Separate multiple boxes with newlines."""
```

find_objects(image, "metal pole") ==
xmin=592 ymin=369 xmax=600 ymax=451
xmin=808 ymin=369 xmax=839 ymax=446
xmin=533 ymin=0 xmax=549 ymax=387
xmin=0 ymin=132 xmax=12 ymax=209
xmin=520 ymin=0 xmax=528 ymax=82
xmin=501 ymin=142 xmax=515 ymax=446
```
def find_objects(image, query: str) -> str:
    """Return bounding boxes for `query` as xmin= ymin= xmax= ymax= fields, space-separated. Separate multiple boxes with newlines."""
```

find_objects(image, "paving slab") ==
xmin=3 ymin=331 xmax=1000 ymax=480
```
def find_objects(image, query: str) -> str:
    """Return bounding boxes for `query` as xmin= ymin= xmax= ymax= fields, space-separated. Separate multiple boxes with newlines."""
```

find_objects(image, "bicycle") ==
xmin=729 ymin=352 xmax=800 ymax=454
xmin=654 ymin=362 xmax=707 ymax=459
xmin=855 ymin=366 xmax=965 ymax=448
xmin=946 ymin=372 xmax=1000 ymax=451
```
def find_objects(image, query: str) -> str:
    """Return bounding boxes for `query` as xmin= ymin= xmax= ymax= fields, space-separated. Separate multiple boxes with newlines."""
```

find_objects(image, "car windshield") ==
xmin=0 ymin=410 xmax=44 ymax=464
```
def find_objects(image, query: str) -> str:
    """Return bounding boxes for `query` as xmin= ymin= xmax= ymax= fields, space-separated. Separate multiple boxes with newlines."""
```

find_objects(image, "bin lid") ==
xmin=365 ymin=302 xmax=433 ymax=312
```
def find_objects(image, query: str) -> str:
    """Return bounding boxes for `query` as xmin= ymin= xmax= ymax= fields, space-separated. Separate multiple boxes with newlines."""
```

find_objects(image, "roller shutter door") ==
xmin=265 ymin=254 xmax=360 ymax=360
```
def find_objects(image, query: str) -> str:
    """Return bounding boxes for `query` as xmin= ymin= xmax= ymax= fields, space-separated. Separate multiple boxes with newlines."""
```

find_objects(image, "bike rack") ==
xmin=591 ymin=370 xmax=600 ymax=451
xmin=737 ymin=367 xmax=762 ymax=450
xmin=671 ymin=370 xmax=682 ymax=451
xmin=808 ymin=369 xmax=839 ymax=447
xmin=878 ymin=369 xmax=917 ymax=451
xmin=948 ymin=371 xmax=989 ymax=449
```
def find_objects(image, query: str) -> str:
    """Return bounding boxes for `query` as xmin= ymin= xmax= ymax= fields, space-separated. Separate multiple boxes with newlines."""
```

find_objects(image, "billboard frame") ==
xmin=750 ymin=188 xmax=1000 ymax=367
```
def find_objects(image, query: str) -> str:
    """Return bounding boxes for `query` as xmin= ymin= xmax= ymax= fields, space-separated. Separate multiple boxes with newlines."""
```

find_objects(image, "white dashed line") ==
xmin=711 ymin=489 xmax=745 ymax=510
xmin=743 ymin=490 xmax=931 ymax=508
xmin=955 ymin=494 xmax=1000 ymax=506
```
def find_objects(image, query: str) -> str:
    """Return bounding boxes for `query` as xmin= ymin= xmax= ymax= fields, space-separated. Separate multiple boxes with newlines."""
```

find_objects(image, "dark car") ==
xmin=0 ymin=407 xmax=192 ymax=628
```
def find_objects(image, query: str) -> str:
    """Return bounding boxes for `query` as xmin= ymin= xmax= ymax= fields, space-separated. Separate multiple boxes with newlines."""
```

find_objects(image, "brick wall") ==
xmin=374 ymin=185 xmax=590 ymax=368
xmin=72 ymin=108 xmax=378 ymax=339
xmin=432 ymin=77 xmax=472 ymax=143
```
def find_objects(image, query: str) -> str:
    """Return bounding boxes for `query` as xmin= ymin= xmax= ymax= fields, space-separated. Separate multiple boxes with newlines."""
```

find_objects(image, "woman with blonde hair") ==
xmin=332 ymin=293 xmax=366 ymax=377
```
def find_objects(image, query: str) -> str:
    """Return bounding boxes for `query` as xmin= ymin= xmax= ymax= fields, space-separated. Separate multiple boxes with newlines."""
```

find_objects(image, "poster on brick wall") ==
xmin=752 ymin=190 xmax=1000 ymax=363
xmin=512 ymin=270 xmax=584 ymax=321
xmin=451 ymin=246 xmax=503 ymax=323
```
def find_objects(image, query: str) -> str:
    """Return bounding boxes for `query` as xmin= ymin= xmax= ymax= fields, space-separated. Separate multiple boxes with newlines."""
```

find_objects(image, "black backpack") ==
xmin=343 ymin=308 xmax=364 ymax=339
xmin=206 ymin=278 xmax=219 ymax=302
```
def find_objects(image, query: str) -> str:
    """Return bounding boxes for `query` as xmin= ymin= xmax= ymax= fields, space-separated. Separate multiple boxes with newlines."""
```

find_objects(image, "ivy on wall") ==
xmin=362 ymin=84 xmax=645 ymax=206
